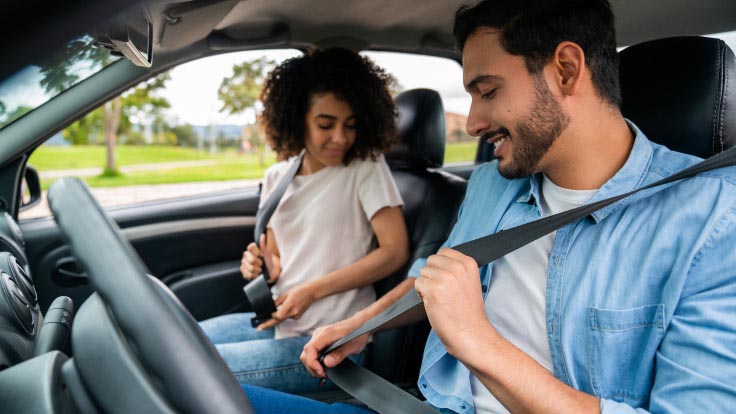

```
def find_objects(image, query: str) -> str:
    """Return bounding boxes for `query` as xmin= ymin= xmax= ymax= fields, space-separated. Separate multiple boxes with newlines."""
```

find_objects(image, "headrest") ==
xmin=620 ymin=36 xmax=736 ymax=158
xmin=386 ymin=88 xmax=446 ymax=169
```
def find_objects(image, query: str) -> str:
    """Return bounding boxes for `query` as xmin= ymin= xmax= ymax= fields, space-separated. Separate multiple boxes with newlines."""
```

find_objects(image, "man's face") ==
xmin=463 ymin=30 xmax=570 ymax=179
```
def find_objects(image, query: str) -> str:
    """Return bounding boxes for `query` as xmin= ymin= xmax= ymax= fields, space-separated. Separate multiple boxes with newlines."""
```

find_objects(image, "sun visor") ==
xmin=158 ymin=0 xmax=239 ymax=51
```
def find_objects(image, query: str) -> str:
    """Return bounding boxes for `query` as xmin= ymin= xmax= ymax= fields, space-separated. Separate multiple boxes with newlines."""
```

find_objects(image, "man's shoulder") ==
xmin=649 ymin=141 xmax=736 ymax=186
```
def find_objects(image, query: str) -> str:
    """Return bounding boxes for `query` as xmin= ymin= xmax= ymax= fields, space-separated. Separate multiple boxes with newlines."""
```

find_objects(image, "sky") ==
xmin=160 ymin=49 xmax=471 ymax=126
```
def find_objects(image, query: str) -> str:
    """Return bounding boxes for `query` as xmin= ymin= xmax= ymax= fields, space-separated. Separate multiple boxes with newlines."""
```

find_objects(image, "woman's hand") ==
xmin=240 ymin=233 xmax=281 ymax=281
xmin=256 ymin=283 xmax=317 ymax=330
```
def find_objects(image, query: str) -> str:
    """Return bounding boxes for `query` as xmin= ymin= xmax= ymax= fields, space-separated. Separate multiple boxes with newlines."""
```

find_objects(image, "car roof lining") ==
xmin=147 ymin=0 xmax=736 ymax=60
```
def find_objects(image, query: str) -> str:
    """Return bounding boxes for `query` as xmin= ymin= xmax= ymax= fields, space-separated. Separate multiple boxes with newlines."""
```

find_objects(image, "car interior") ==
xmin=0 ymin=0 xmax=734 ymax=412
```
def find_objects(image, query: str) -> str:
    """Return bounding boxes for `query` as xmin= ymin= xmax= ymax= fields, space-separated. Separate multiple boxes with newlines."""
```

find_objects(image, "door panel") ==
xmin=21 ymin=188 xmax=260 ymax=319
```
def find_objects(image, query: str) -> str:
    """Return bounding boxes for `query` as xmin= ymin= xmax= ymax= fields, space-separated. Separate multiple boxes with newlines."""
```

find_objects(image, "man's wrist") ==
xmin=451 ymin=320 xmax=502 ymax=366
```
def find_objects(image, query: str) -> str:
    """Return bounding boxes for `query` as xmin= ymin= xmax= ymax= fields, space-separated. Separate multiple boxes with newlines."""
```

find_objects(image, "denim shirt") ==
xmin=407 ymin=122 xmax=736 ymax=414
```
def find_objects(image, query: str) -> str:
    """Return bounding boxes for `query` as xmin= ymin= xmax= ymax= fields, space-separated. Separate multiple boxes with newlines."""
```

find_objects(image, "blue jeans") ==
xmin=241 ymin=384 xmax=374 ymax=414
xmin=200 ymin=312 xmax=363 ymax=394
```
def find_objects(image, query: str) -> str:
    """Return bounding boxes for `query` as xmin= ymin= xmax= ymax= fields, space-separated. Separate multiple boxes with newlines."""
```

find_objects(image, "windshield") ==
xmin=0 ymin=35 xmax=120 ymax=130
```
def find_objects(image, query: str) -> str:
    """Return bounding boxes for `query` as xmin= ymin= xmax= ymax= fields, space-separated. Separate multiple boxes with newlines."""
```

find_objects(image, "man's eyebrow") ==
xmin=465 ymin=74 xmax=503 ymax=92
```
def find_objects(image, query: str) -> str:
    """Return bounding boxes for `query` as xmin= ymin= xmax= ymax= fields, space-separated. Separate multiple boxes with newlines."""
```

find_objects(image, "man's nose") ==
xmin=465 ymin=103 xmax=490 ymax=137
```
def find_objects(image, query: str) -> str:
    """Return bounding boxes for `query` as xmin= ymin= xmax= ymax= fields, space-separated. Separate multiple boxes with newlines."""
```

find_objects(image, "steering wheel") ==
xmin=47 ymin=178 xmax=253 ymax=413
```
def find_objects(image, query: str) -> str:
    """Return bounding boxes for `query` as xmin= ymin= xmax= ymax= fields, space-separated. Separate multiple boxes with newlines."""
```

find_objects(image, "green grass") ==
xmin=80 ymin=157 xmax=276 ymax=188
xmin=34 ymin=142 xmax=477 ymax=189
xmin=29 ymin=145 xmax=218 ymax=170
xmin=444 ymin=141 xmax=478 ymax=164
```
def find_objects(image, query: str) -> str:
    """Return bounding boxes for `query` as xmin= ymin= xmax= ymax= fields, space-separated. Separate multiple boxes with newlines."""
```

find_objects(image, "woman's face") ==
xmin=302 ymin=92 xmax=356 ymax=173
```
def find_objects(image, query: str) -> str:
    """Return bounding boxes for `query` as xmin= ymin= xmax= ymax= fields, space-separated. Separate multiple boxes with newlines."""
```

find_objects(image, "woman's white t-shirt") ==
xmin=260 ymin=154 xmax=403 ymax=339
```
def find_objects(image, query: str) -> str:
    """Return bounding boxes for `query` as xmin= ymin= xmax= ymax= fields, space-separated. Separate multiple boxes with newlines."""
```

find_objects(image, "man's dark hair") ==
xmin=260 ymin=48 xmax=397 ymax=164
xmin=453 ymin=0 xmax=621 ymax=107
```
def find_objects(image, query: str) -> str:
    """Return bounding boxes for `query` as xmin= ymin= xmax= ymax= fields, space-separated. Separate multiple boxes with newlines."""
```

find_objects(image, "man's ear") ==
xmin=551 ymin=41 xmax=585 ymax=97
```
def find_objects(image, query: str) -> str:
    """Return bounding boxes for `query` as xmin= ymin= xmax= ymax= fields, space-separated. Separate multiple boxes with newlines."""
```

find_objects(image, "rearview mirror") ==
xmin=95 ymin=5 xmax=153 ymax=68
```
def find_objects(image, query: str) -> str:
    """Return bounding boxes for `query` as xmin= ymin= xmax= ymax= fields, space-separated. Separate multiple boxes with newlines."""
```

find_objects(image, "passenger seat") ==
xmin=370 ymin=88 xmax=468 ymax=386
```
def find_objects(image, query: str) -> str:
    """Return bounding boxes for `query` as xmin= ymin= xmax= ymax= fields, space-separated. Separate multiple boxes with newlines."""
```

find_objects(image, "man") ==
xmin=298 ymin=0 xmax=736 ymax=413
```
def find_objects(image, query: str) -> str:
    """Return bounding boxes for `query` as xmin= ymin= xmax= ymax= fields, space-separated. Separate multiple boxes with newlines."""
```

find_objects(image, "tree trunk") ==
xmin=103 ymin=97 xmax=122 ymax=173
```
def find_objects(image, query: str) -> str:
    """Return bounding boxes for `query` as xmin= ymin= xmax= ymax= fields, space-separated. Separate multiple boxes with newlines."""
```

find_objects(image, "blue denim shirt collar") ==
xmin=515 ymin=120 xmax=652 ymax=222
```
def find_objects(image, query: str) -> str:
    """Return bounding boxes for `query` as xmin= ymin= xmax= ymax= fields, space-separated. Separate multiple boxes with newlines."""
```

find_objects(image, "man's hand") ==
xmin=301 ymin=319 xmax=370 ymax=378
xmin=240 ymin=234 xmax=280 ymax=281
xmin=256 ymin=283 xmax=317 ymax=330
xmin=414 ymin=247 xmax=491 ymax=357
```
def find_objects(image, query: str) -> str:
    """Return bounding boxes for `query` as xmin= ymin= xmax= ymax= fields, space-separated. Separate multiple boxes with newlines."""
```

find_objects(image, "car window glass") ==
xmin=20 ymin=49 xmax=302 ymax=220
xmin=0 ymin=35 xmax=120 ymax=130
xmin=361 ymin=51 xmax=475 ymax=166
xmin=707 ymin=30 xmax=736 ymax=51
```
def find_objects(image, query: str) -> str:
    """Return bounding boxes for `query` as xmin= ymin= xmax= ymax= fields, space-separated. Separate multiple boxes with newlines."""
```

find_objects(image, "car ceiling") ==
xmin=146 ymin=0 xmax=736 ymax=60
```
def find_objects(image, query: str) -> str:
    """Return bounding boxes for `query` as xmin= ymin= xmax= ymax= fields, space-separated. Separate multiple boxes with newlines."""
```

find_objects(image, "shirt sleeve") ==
xmin=600 ymin=206 xmax=736 ymax=414
xmin=357 ymin=154 xmax=404 ymax=220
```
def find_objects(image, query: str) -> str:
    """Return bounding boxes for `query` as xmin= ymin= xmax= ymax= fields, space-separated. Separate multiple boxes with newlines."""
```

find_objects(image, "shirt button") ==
xmin=422 ymin=383 xmax=427 ymax=389
xmin=481 ymin=285 xmax=488 ymax=293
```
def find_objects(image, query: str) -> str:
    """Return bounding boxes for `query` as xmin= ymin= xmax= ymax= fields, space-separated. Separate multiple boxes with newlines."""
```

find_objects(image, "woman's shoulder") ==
xmin=347 ymin=154 xmax=398 ymax=188
xmin=349 ymin=153 xmax=390 ymax=174
xmin=263 ymin=157 xmax=298 ymax=191
xmin=267 ymin=155 xmax=302 ymax=177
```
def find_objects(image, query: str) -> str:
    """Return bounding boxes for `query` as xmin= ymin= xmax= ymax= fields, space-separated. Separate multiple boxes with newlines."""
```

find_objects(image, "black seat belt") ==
xmin=244 ymin=150 xmax=305 ymax=327
xmin=321 ymin=146 xmax=736 ymax=414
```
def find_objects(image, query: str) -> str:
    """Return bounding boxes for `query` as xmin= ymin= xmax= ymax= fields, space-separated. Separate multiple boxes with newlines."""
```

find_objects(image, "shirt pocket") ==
xmin=587 ymin=304 xmax=665 ymax=406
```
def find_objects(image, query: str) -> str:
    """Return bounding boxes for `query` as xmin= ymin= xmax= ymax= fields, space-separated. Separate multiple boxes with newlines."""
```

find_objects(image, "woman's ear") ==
xmin=551 ymin=41 xmax=585 ymax=97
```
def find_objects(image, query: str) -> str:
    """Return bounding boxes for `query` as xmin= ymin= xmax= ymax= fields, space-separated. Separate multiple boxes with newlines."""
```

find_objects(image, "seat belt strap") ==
xmin=244 ymin=150 xmax=305 ymax=327
xmin=323 ymin=146 xmax=736 ymax=414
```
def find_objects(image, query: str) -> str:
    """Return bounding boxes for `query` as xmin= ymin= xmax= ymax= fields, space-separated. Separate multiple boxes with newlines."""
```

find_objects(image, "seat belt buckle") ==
xmin=249 ymin=314 xmax=272 ymax=328
xmin=243 ymin=274 xmax=278 ymax=328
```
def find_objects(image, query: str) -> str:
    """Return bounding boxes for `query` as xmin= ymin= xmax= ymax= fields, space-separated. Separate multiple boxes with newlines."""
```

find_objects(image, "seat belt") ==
xmin=244 ymin=150 xmax=305 ymax=327
xmin=322 ymin=146 xmax=736 ymax=414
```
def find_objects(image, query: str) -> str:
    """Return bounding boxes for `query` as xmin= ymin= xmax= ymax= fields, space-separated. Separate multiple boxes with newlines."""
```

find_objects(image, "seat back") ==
xmin=367 ymin=88 xmax=467 ymax=385
xmin=619 ymin=36 xmax=736 ymax=157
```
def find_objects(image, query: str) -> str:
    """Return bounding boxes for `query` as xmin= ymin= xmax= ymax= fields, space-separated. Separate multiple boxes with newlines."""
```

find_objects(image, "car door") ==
xmin=21 ymin=184 xmax=260 ymax=321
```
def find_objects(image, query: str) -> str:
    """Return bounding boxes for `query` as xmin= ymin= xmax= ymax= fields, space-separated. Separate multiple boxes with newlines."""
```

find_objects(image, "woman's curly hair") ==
xmin=259 ymin=48 xmax=398 ymax=164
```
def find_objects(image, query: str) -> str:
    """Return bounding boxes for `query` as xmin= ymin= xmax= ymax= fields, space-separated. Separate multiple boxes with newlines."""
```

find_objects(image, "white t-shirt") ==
xmin=471 ymin=176 xmax=597 ymax=414
xmin=260 ymin=154 xmax=403 ymax=339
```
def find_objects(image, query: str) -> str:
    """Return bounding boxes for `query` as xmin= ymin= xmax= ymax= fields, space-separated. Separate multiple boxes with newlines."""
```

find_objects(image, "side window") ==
xmin=20 ymin=49 xmax=302 ymax=220
xmin=706 ymin=30 xmax=736 ymax=51
xmin=361 ymin=51 xmax=474 ymax=166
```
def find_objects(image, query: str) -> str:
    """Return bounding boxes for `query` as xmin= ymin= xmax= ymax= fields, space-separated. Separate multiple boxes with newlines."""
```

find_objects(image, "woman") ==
xmin=200 ymin=48 xmax=409 ymax=394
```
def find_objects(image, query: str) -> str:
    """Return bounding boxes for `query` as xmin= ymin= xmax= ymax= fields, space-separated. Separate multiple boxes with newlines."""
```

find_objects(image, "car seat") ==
xmin=618 ymin=36 xmax=735 ymax=157
xmin=370 ymin=88 xmax=468 ymax=386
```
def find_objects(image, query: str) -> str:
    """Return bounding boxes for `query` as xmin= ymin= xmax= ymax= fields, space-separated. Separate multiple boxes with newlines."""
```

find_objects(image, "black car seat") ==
xmin=368 ymin=88 xmax=467 ymax=386
xmin=618 ymin=36 xmax=735 ymax=157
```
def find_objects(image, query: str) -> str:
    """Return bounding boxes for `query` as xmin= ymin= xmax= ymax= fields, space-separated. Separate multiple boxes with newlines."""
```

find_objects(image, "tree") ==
xmin=62 ymin=107 xmax=104 ymax=145
xmin=37 ymin=35 xmax=171 ymax=174
xmin=167 ymin=124 xmax=196 ymax=147
xmin=121 ymin=72 xmax=171 ymax=143
xmin=218 ymin=56 xmax=275 ymax=166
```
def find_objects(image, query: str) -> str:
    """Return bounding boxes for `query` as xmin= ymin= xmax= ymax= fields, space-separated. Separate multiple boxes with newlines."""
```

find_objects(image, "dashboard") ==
xmin=0 ymin=212 xmax=70 ymax=369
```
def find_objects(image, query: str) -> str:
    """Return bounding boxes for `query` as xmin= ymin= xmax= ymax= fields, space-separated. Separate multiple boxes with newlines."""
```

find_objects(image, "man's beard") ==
xmin=497 ymin=75 xmax=570 ymax=179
